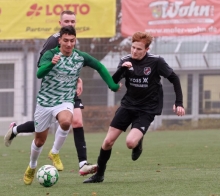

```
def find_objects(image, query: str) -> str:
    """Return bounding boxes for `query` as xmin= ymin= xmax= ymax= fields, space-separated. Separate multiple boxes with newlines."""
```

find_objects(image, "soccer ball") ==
xmin=36 ymin=165 xmax=59 ymax=187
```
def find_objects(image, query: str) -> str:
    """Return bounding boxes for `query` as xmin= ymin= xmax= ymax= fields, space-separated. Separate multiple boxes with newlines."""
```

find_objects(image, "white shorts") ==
xmin=34 ymin=102 xmax=73 ymax=133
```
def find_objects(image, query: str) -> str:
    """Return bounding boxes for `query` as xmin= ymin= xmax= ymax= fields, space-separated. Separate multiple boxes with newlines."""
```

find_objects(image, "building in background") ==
xmin=0 ymin=0 xmax=220 ymax=134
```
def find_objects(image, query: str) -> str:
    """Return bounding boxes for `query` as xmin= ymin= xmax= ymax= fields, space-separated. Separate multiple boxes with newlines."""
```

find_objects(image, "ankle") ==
xmin=12 ymin=126 xmax=18 ymax=135
xmin=79 ymin=161 xmax=87 ymax=168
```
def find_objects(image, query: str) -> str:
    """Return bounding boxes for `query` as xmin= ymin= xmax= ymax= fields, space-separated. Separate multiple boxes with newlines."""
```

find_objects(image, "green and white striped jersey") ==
xmin=37 ymin=46 xmax=119 ymax=107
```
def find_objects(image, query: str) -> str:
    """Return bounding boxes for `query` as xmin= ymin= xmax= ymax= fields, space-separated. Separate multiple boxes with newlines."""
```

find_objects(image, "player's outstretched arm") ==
xmin=83 ymin=53 xmax=120 ymax=92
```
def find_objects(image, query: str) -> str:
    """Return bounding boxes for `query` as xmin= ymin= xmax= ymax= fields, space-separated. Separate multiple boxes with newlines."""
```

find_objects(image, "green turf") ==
xmin=0 ymin=130 xmax=220 ymax=196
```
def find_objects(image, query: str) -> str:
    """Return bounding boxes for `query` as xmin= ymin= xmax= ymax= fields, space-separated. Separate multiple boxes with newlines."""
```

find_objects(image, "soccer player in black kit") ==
xmin=83 ymin=31 xmax=185 ymax=183
xmin=4 ymin=10 xmax=97 ymax=176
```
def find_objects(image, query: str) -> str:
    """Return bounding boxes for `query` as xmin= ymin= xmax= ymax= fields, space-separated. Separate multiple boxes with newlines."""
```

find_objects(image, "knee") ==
xmin=72 ymin=119 xmax=83 ymax=128
xmin=126 ymin=139 xmax=136 ymax=149
xmin=103 ymin=138 xmax=114 ymax=149
xmin=35 ymin=139 xmax=45 ymax=147
xmin=60 ymin=120 xmax=71 ymax=130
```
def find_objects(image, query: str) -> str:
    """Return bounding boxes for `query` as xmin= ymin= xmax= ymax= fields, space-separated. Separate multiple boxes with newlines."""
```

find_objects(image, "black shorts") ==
xmin=74 ymin=95 xmax=84 ymax=109
xmin=110 ymin=107 xmax=155 ymax=135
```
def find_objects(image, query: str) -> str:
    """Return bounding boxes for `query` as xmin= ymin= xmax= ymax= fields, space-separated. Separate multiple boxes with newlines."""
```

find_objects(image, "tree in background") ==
xmin=78 ymin=0 xmax=131 ymax=105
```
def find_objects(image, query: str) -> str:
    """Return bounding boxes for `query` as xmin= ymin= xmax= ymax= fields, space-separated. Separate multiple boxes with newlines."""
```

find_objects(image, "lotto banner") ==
xmin=0 ymin=0 xmax=116 ymax=40
xmin=121 ymin=0 xmax=220 ymax=37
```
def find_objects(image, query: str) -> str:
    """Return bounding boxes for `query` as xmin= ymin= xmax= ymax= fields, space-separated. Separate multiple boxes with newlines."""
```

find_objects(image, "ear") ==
xmin=58 ymin=37 xmax=61 ymax=44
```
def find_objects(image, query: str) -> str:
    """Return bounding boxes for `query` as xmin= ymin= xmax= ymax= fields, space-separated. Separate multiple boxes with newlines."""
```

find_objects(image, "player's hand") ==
xmin=173 ymin=104 xmax=185 ymax=116
xmin=117 ymin=83 xmax=122 ymax=92
xmin=52 ymin=55 xmax=60 ymax=64
xmin=76 ymin=78 xmax=83 ymax=96
xmin=122 ymin=62 xmax=132 ymax=68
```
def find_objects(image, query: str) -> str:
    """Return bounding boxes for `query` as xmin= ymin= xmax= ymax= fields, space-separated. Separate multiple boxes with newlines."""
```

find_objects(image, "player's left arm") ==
xmin=167 ymin=71 xmax=185 ymax=116
xmin=157 ymin=56 xmax=185 ymax=116
xmin=83 ymin=52 xmax=120 ymax=92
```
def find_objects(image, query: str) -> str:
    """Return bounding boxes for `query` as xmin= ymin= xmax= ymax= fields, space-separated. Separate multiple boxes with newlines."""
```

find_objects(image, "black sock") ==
xmin=17 ymin=121 xmax=35 ymax=134
xmin=97 ymin=148 xmax=112 ymax=176
xmin=73 ymin=127 xmax=87 ymax=163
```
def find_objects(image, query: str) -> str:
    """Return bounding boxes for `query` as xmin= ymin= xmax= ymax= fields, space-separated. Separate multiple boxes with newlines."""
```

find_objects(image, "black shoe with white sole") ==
xmin=83 ymin=173 xmax=104 ymax=183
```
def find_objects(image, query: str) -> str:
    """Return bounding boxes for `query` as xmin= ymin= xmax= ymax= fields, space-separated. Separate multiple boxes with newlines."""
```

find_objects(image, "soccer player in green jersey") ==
xmin=23 ymin=25 xmax=120 ymax=185
xmin=5 ymin=10 xmax=97 ymax=176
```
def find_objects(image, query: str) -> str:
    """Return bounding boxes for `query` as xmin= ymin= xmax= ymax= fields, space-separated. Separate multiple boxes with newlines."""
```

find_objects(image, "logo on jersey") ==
xmin=140 ymin=127 xmax=145 ymax=131
xmin=144 ymin=67 xmax=151 ymax=75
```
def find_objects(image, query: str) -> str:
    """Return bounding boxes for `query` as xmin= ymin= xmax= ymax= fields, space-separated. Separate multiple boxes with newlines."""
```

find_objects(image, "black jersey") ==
xmin=114 ymin=53 xmax=173 ymax=115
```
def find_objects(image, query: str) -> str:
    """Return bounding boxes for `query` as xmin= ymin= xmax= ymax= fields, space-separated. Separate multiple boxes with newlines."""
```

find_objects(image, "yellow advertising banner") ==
xmin=0 ymin=0 xmax=116 ymax=40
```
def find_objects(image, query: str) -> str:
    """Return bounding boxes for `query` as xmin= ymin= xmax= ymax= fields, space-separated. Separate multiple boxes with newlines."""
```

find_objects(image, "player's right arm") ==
xmin=37 ymin=35 xmax=59 ymax=67
xmin=36 ymin=50 xmax=58 ymax=78
xmin=112 ymin=59 xmax=129 ymax=83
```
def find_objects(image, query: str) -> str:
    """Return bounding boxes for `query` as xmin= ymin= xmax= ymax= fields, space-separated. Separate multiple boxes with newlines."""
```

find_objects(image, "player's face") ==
xmin=131 ymin=41 xmax=148 ymax=60
xmin=59 ymin=14 xmax=76 ymax=28
xmin=59 ymin=34 xmax=76 ymax=56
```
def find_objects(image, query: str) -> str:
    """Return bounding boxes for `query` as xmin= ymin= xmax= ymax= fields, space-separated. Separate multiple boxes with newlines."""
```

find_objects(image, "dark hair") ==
xmin=59 ymin=26 xmax=76 ymax=37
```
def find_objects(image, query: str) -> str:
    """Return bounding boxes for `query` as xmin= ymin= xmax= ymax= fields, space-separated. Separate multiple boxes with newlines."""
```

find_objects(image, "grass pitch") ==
xmin=0 ymin=129 xmax=220 ymax=196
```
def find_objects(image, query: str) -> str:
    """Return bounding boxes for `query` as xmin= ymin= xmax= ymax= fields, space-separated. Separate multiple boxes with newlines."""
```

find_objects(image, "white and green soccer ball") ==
xmin=36 ymin=165 xmax=59 ymax=187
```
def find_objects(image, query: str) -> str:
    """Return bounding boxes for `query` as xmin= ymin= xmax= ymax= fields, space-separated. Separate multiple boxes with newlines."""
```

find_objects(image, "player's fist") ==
xmin=173 ymin=104 xmax=185 ymax=116
xmin=52 ymin=55 xmax=60 ymax=64
xmin=122 ymin=61 xmax=132 ymax=68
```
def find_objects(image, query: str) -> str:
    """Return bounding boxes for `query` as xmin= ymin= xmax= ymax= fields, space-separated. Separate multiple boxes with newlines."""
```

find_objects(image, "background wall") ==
xmin=0 ymin=0 xmax=219 ymax=135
